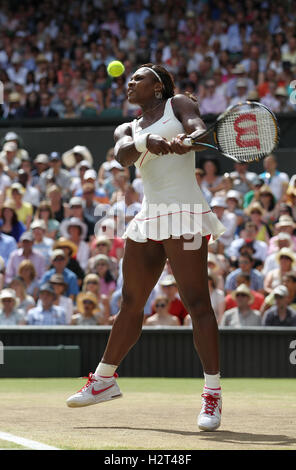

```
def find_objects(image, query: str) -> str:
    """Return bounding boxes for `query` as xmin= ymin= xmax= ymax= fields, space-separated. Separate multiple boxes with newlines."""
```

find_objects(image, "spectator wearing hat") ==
xmin=88 ymin=235 xmax=118 ymax=277
xmin=0 ymin=141 xmax=21 ymax=179
xmin=10 ymin=182 xmax=33 ymax=227
xmin=49 ymin=273 xmax=73 ymax=324
xmin=220 ymin=284 xmax=262 ymax=327
xmin=26 ymin=283 xmax=66 ymax=326
xmin=5 ymin=231 xmax=46 ymax=284
xmin=60 ymin=216 xmax=89 ymax=271
xmin=31 ymin=154 xmax=49 ymax=187
xmin=224 ymin=272 xmax=265 ymax=313
xmin=39 ymin=249 xmax=79 ymax=300
xmin=9 ymin=276 xmax=35 ymax=313
xmin=225 ymin=252 xmax=264 ymax=294
xmin=5 ymin=91 xmax=24 ymax=120
xmin=62 ymin=145 xmax=93 ymax=175
xmin=0 ymin=288 xmax=26 ymax=325
xmin=229 ymin=78 xmax=249 ymax=106
xmin=210 ymin=196 xmax=236 ymax=250
xmin=262 ymin=285 xmax=296 ymax=327
xmin=264 ymin=247 xmax=296 ymax=295
xmin=103 ymin=159 xmax=126 ymax=200
xmin=64 ymin=196 xmax=95 ymax=241
xmin=268 ymin=215 xmax=296 ymax=254
xmin=263 ymin=233 xmax=293 ymax=275
xmin=0 ymin=199 xmax=26 ymax=242
xmin=53 ymin=237 xmax=84 ymax=286
xmin=7 ymin=53 xmax=28 ymax=86
xmin=78 ymin=273 xmax=110 ymax=320
xmin=275 ymin=86 xmax=294 ymax=112
xmin=152 ymin=274 xmax=188 ymax=325
xmin=226 ymin=63 xmax=254 ymax=99
xmin=70 ymin=160 xmax=92 ymax=195
xmin=259 ymin=154 xmax=289 ymax=201
xmin=93 ymin=254 xmax=116 ymax=297
xmin=74 ymin=170 xmax=109 ymax=205
xmin=39 ymin=152 xmax=72 ymax=199
xmin=71 ymin=291 xmax=109 ymax=326
xmin=34 ymin=200 xmax=60 ymax=240
xmin=30 ymin=219 xmax=54 ymax=266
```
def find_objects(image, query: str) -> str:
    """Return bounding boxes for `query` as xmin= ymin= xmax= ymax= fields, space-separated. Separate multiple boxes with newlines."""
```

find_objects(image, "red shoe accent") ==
xmin=201 ymin=393 xmax=221 ymax=415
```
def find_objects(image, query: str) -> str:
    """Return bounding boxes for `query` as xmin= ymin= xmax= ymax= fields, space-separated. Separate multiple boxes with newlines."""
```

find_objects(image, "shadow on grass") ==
xmin=74 ymin=426 xmax=296 ymax=447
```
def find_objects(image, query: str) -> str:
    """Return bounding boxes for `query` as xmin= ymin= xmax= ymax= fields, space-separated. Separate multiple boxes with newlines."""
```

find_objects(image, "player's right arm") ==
xmin=114 ymin=122 xmax=172 ymax=167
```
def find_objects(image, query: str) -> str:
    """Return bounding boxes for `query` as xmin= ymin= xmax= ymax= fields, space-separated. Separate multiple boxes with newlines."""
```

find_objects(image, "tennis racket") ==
xmin=183 ymin=101 xmax=279 ymax=163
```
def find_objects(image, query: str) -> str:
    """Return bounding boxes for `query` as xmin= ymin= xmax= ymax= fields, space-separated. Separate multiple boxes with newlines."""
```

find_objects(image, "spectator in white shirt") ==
xmin=210 ymin=196 xmax=237 ymax=251
xmin=199 ymin=79 xmax=227 ymax=115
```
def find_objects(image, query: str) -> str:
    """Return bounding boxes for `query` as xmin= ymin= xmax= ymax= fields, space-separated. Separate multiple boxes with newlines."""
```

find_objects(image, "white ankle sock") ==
xmin=94 ymin=362 xmax=118 ymax=380
xmin=204 ymin=372 xmax=221 ymax=390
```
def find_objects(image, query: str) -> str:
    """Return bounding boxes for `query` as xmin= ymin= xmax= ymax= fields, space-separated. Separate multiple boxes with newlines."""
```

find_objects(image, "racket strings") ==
xmin=216 ymin=106 xmax=278 ymax=163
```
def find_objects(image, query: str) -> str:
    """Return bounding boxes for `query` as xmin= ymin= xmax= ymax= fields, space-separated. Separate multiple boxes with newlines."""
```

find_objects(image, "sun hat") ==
xmin=273 ymin=285 xmax=289 ymax=297
xmin=30 ymin=219 xmax=46 ymax=231
xmin=210 ymin=196 xmax=227 ymax=208
xmin=53 ymin=237 xmax=78 ymax=256
xmin=3 ymin=141 xmax=17 ymax=152
xmin=159 ymin=274 xmax=177 ymax=287
xmin=76 ymin=291 xmax=99 ymax=314
xmin=245 ymin=201 xmax=265 ymax=216
xmin=0 ymin=288 xmax=19 ymax=306
xmin=93 ymin=254 xmax=110 ymax=266
xmin=275 ymin=215 xmax=296 ymax=229
xmin=231 ymin=283 xmax=254 ymax=304
xmin=62 ymin=145 xmax=93 ymax=169
xmin=60 ymin=217 xmax=88 ymax=240
xmin=275 ymin=247 xmax=296 ymax=266
xmin=51 ymin=249 xmax=66 ymax=261
xmin=49 ymin=273 xmax=67 ymax=286
xmin=34 ymin=154 xmax=49 ymax=164
xmin=39 ymin=283 xmax=56 ymax=296
xmin=20 ymin=231 xmax=34 ymax=242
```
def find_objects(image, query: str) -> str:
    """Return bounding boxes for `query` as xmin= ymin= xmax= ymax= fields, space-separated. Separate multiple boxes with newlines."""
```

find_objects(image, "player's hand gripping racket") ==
xmin=183 ymin=101 xmax=279 ymax=163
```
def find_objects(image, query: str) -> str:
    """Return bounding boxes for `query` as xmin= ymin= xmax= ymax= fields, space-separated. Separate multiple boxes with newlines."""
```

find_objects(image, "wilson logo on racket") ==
xmin=182 ymin=101 xmax=279 ymax=163
xmin=233 ymin=113 xmax=260 ymax=149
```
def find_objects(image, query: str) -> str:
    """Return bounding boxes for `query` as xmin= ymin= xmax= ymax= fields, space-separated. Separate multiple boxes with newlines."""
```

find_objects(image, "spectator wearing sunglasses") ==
xmin=144 ymin=296 xmax=180 ymax=326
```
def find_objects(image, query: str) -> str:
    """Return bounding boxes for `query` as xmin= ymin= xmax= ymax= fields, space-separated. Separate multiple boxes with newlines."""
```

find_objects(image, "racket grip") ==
xmin=183 ymin=137 xmax=193 ymax=146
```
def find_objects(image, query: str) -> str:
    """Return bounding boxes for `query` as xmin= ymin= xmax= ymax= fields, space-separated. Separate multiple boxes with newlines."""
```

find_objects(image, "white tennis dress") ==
xmin=123 ymin=97 xmax=225 ymax=243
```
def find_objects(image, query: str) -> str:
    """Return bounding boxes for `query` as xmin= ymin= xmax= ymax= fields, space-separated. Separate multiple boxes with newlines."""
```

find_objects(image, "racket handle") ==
xmin=183 ymin=137 xmax=193 ymax=146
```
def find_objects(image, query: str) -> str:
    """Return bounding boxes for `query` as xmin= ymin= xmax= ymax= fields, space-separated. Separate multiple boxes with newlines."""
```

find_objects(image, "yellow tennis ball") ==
xmin=107 ymin=60 xmax=125 ymax=77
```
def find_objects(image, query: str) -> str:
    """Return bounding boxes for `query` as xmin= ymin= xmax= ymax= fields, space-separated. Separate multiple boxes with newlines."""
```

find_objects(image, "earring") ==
xmin=155 ymin=90 xmax=163 ymax=99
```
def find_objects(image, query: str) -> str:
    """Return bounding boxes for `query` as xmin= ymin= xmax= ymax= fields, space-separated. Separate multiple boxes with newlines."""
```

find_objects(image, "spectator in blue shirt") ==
xmin=26 ymin=283 xmax=66 ymax=325
xmin=225 ymin=253 xmax=264 ymax=294
xmin=39 ymin=249 xmax=79 ymax=300
xmin=0 ymin=229 xmax=18 ymax=264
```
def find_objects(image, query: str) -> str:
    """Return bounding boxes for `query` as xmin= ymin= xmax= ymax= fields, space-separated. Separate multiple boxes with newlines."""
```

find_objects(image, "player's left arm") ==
xmin=170 ymin=93 xmax=209 ymax=154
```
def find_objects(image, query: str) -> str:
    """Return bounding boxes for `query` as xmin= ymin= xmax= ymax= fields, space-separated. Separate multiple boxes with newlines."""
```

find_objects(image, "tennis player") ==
xmin=67 ymin=64 xmax=225 ymax=431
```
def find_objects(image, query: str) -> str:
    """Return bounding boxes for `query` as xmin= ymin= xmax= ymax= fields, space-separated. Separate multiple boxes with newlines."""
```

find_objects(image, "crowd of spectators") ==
xmin=0 ymin=128 xmax=296 ymax=328
xmin=1 ymin=0 xmax=296 ymax=120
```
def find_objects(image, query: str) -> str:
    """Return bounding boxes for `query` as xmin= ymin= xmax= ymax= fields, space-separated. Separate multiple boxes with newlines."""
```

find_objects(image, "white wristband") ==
xmin=134 ymin=133 xmax=149 ymax=153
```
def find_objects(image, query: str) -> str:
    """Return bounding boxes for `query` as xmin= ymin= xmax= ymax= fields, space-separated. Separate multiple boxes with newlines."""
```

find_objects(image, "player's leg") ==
xmin=67 ymin=238 xmax=167 ymax=408
xmin=162 ymin=235 xmax=222 ymax=431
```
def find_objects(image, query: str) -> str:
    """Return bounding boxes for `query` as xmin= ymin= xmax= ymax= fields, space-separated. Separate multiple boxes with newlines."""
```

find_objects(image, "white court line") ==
xmin=0 ymin=431 xmax=60 ymax=450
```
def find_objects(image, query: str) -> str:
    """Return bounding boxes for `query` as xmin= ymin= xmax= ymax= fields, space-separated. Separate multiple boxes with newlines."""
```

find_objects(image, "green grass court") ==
xmin=0 ymin=377 xmax=295 ymax=450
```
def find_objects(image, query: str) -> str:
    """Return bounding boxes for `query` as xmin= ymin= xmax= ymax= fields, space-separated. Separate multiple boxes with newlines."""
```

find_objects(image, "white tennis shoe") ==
xmin=197 ymin=387 xmax=222 ymax=431
xmin=66 ymin=372 xmax=122 ymax=408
